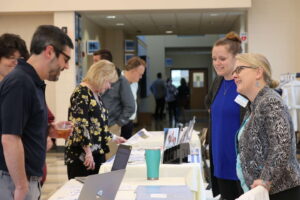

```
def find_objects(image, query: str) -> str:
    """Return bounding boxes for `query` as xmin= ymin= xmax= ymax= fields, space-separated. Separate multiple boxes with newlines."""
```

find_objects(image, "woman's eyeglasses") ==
xmin=232 ymin=66 xmax=257 ymax=75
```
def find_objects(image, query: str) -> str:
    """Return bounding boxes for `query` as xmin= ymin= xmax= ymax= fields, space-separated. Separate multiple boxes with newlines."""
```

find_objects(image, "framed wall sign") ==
xmin=125 ymin=53 xmax=135 ymax=64
xmin=124 ymin=40 xmax=135 ymax=52
xmin=86 ymin=40 xmax=100 ymax=55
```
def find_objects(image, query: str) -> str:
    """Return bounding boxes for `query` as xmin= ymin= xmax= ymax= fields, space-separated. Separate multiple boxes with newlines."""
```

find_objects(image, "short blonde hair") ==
xmin=83 ymin=60 xmax=118 ymax=89
xmin=236 ymin=53 xmax=278 ymax=88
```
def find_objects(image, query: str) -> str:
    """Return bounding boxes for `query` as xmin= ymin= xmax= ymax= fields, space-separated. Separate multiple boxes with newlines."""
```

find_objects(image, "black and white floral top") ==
xmin=238 ymin=86 xmax=300 ymax=194
xmin=64 ymin=85 xmax=112 ymax=165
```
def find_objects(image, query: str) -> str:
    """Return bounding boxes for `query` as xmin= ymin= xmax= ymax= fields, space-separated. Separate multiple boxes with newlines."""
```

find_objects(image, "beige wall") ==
xmin=81 ymin=14 xmax=105 ymax=73
xmin=0 ymin=13 xmax=53 ymax=50
xmin=296 ymin=0 xmax=300 ymax=64
xmin=52 ymin=12 xmax=76 ymax=121
xmin=0 ymin=12 xmax=76 ymax=130
xmin=0 ymin=13 xmax=58 ymax=118
xmin=248 ymin=0 xmax=299 ymax=80
xmin=0 ymin=0 xmax=251 ymax=12
xmin=104 ymin=29 xmax=124 ymax=68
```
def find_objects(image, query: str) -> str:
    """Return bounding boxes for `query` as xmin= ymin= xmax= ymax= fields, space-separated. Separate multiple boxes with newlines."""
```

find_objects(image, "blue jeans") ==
xmin=0 ymin=170 xmax=41 ymax=200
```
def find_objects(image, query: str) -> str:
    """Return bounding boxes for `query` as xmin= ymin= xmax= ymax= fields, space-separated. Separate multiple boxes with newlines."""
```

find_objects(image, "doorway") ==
xmin=170 ymin=68 xmax=208 ymax=109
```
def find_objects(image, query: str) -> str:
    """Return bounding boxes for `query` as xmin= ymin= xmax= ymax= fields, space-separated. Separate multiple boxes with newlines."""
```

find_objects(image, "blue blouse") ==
xmin=236 ymin=117 xmax=250 ymax=192
xmin=211 ymin=79 xmax=240 ymax=180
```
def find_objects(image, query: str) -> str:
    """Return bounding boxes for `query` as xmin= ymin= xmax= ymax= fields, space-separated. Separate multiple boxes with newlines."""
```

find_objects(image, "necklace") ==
xmin=223 ymin=81 xmax=233 ymax=95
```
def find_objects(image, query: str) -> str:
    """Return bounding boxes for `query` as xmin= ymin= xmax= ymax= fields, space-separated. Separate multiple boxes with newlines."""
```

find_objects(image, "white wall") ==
xmin=232 ymin=14 xmax=248 ymax=52
xmin=166 ymin=53 xmax=211 ymax=69
xmin=163 ymin=35 xmax=220 ymax=48
xmin=139 ymin=36 xmax=165 ymax=112
xmin=140 ymin=35 xmax=219 ymax=113
xmin=0 ymin=0 xmax=251 ymax=12
xmin=248 ymin=0 xmax=299 ymax=80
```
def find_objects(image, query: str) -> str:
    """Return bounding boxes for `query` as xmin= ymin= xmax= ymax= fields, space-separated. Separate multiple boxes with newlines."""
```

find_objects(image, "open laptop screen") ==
xmin=78 ymin=169 xmax=126 ymax=200
xmin=111 ymin=144 xmax=132 ymax=171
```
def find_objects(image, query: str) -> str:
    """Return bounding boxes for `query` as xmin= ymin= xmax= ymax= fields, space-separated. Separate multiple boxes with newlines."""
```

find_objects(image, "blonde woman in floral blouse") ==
xmin=65 ymin=60 xmax=126 ymax=179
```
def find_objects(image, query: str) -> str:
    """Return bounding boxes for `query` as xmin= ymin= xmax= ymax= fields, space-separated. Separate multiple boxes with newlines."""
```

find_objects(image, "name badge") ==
xmin=234 ymin=94 xmax=249 ymax=108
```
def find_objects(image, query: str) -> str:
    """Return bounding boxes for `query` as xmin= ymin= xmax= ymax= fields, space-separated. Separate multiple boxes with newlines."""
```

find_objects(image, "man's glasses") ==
xmin=51 ymin=45 xmax=70 ymax=63
xmin=232 ymin=65 xmax=257 ymax=75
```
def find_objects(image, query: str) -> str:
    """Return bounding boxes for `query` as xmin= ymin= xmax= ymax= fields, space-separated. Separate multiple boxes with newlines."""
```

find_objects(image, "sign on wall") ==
xmin=193 ymin=72 xmax=204 ymax=88
xmin=86 ymin=40 xmax=100 ymax=55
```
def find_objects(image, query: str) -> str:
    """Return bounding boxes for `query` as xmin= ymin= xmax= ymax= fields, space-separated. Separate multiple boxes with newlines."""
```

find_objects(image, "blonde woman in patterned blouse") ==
xmin=65 ymin=60 xmax=126 ymax=179
xmin=233 ymin=53 xmax=300 ymax=200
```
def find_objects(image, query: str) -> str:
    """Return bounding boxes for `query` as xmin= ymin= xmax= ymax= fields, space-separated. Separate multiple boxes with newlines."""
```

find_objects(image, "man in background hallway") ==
xmin=121 ymin=56 xmax=146 ymax=139
xmin=93 ymin=49 xmax=113 ymax=63
xmin=93 ymin=49 xmax=121 ymax=76
xmin=150 ymin=72 xmax=166 ymax=119
xmin=97 ymin=49 xmax=135 ymax=159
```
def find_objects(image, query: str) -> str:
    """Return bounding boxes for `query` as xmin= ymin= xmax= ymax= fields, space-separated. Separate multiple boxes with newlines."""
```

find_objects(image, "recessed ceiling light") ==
xmin=165 ymin=30 xmax=173 ymax=34
xmin=106 ymin=15 xmax=116 ymax=19
xmin=116 ymin=23 xmax=125 ymax=26
xmin=209 ymin=13 xmax=219 ymax=16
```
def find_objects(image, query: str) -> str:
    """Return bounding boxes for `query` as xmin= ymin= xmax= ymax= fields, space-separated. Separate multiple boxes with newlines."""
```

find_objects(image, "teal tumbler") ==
xmin=145 ymin=149 xmax=161 ymax=180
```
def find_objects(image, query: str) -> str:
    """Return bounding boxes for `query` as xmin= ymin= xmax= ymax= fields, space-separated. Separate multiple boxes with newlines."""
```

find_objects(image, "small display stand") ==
xmin=163 ymin=143 xmax=190 ymax=164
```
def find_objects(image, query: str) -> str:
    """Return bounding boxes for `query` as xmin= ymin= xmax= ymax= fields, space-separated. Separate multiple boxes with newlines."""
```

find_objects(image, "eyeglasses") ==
xmin=232 ymin=65 xmax=257 ymax=75
xmin=6 ymin=56 xmax=21 ymax=62
xmin=50 ymin=45 xmax=70 ymax=63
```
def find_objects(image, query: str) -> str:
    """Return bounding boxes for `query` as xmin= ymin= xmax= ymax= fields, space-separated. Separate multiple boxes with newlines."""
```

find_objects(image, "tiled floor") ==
xmin=41 ymin=152 xmax=68 ymax=200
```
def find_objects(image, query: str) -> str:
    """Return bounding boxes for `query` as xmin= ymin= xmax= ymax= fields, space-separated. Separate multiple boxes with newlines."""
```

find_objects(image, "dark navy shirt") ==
xmin=211 ymin=79 xmax=240 ymax=180
xmin=0 ymin=59 xmax=48 ymax=177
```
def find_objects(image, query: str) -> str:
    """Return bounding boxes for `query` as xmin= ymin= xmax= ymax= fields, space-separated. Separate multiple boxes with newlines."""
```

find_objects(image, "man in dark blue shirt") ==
xmin=0 ymin=25 xmax=73 ymax=200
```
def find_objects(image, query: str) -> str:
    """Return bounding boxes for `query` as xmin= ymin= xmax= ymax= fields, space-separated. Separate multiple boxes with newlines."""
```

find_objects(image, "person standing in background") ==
xmin=205 ymin=32 xmax=245 ymax=200
xmin=121 ymin=56 xmax=146 ymax=139
xmin=176 ymin=78 xmax=190 ymax=123
xmin=92 ymin=49 xmax=113 ymax=63
xmin=94 ymin=49 xmax=134 ymax=159
xmin=233 ymin=53 xmax=300 ymax=200
xmin=150 ymin=72 xmax=166 ymax=119
xmin=101 ymin=65 xmax=135 ymax=136
xmin=65 ymin=60 xmax=126 ymax=180
xmin=93 ymin=49 xmax=121 ymax=76
xmin=165 ymin=78 xmax=178 ymax=126
xmin=0 ymin=33 xmax=29 ymax=81
xmin=96 ymin=49 xmax=134 ymax=136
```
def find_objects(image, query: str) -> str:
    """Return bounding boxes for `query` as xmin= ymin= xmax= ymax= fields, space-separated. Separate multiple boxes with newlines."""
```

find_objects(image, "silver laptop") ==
xmin=75 ymin=144 xmax=131 ymax=184
xmin=78 ymin=169 xmax=126 ymax=200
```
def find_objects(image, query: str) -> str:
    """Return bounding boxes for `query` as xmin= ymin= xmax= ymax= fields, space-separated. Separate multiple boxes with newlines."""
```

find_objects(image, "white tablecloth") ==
xmin=101 ymin=130 xmax=205 ymax=200
xmin=48 ymin=130 xmax=206 ymax=200
xmin=48 ymin=177 xmax=190 ymax=200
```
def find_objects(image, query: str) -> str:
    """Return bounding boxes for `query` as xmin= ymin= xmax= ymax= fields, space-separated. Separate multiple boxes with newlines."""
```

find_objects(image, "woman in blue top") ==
xmin=205 ymin=32 xmax=246 ymax=200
